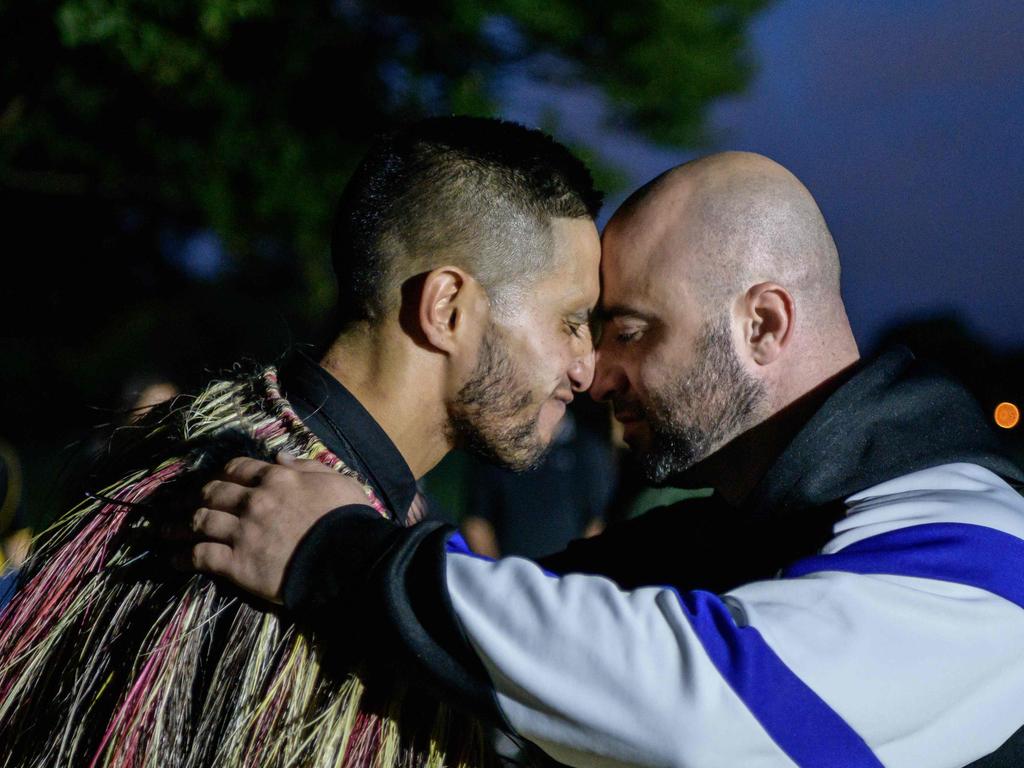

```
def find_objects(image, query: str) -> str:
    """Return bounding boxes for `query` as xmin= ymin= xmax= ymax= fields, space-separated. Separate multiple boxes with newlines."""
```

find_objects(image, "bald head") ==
xmin=610 ymin=152 xmax=844 ymax=328
xmin=594 ymin=153 xmax=860 ymax=484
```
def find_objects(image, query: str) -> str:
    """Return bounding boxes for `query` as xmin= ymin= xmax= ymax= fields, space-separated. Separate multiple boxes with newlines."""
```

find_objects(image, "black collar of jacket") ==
xmin=746 ymin=345 xmax=1024 ymax=526
xmin=279 ymin=352 xmax=417 ymax=525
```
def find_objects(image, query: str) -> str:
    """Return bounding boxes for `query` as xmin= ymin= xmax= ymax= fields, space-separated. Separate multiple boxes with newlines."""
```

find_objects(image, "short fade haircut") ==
xmin=331 ymin=116 xmax=603 ymax=326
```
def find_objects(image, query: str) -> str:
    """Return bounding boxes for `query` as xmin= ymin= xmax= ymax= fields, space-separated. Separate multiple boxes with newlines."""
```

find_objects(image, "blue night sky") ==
xmin=499 ymin=0 xmax=1024 ymax=352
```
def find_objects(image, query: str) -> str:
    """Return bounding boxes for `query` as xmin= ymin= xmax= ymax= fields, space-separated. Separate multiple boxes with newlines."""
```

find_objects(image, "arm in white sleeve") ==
xmin=283 ymin=463 xmax=1024 ymax=768
xmin=445 ymin=464 xmax=1024 ymax=768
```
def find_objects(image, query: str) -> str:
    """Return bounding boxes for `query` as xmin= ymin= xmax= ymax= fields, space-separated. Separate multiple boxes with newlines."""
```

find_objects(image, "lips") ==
xmin=553 ymin=389 xmax=574 ymax=405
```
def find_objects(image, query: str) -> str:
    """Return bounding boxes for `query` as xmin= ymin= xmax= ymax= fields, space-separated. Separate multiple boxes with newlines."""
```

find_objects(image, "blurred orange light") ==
xmin=994 ymin=402 xmax=1020 ymax=429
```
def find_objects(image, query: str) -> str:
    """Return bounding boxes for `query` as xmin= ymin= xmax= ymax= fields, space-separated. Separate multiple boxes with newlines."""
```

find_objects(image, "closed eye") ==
xmin=594 ymin=307 xmax=652 ymax=348
xmin=565 ymin=311 xmax=593 ymax=340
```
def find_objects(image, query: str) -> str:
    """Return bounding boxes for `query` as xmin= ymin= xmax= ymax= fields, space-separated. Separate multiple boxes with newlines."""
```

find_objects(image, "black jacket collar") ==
xmin=747 ymin=345 xmax=1024 ymax=524
xmin=542 ymin=347 xmax=1024 ymax=594
xmin=279 ymin=352 xmax=417 ymax=524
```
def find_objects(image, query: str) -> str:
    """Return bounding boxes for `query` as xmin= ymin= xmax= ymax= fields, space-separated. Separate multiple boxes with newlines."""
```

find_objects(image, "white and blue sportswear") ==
xmin=443 ymin=463 xmax=1024 ymax=768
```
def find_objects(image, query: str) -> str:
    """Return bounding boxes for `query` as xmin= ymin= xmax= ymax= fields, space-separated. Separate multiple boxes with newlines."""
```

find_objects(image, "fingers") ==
xmin=221 ymin=456 xmax=276 ymax=486
xmin=191 ymin=507 xmax=239 ymax=543
xmin=161 ymin=506 xmax=239 ymax=542
xmin=276 ymin=451 xmax=297 ymax=466
xmin=172 ymin=541 xmax=234 ymax=577
xmin=201 ymin=479 xmax=249 ymax=512
xmin=169 ymin=539 xmax=281 ymax=605
xmin=219 ymin=454 xmax=333 ymax=488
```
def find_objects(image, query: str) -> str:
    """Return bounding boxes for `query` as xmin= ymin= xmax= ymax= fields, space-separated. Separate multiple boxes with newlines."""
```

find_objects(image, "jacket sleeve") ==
xmin=282 ymin=464 xmax=1024 ymax=768
xmin=281 ymin=505 xmax=506 ymax=725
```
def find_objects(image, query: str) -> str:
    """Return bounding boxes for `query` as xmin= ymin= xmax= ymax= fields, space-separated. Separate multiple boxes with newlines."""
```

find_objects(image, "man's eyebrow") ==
xmin=595 ymin=304 xmax=653 ymax=322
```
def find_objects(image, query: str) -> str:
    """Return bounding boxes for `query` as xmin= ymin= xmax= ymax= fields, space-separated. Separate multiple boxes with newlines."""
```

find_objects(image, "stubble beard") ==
xmin=638 ymin=316 xmax=767 ymax=484
xmin=447 ymin=323 xmax=550 ymax=472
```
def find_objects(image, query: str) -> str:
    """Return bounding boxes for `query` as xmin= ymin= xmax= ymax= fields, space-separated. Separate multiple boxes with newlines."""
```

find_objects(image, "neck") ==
xmin=686 ymin=354 xmax=861 ymax=507
xmin=318 ymin=323 xmax=451 ymax=478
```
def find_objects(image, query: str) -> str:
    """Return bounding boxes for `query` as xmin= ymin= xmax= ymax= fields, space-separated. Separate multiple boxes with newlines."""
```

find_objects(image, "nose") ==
xmin=568 ymin=344 xmax=595 ymax=392
xmin=589 ymin=346 xmax=622 ymax=403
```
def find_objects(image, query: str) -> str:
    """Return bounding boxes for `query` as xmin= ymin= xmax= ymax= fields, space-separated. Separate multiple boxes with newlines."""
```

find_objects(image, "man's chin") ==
xmin=634 ymin=435 xmax=703 ymax=486
xmin=486 ymin=446 xmax=546 ymax=473
xmin=461 ymin=427 xmax=550 ymax=473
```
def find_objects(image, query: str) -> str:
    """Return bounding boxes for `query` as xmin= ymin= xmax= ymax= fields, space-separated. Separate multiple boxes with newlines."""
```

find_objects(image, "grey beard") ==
xmin=639 ymin=317 xmax=766 ymax=484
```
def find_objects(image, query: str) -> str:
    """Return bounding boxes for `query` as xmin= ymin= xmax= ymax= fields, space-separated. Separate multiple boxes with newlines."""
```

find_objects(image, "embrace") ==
xmin=3 ymin=117 xmax=1022 ymax=768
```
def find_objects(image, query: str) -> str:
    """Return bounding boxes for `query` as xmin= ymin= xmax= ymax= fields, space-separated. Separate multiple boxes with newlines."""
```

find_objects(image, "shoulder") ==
xmin=829 ymin=462 xmax=1024 ymax=554
xmin=723 ymin=464 xmax=1024 ymax=767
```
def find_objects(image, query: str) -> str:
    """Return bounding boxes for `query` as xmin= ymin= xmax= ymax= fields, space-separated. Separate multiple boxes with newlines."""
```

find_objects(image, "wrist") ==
xmin=281 ymin=503 xmax=397 ymax=616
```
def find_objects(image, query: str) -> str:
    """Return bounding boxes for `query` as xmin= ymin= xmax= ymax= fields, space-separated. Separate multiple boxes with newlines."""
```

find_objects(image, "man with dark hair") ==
xmin=305 ymin=115 xmax=602 ymax=474
xmin=332 ymin=116 xmax=601 ymax=327
xmin=0 ymin=116 xmax=601 ymax=767
xmin=193 ymin=152 xmax=1024 ymax=767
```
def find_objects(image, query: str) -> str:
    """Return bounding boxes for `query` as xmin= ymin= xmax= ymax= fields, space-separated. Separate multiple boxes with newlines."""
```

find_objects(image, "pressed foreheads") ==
xmin=331 ymin=117 xmax=602 ymax=326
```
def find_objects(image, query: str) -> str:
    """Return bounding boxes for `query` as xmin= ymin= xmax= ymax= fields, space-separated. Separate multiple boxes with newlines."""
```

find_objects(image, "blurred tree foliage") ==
xmin=0 ymin=0 xmax=768 ymax=481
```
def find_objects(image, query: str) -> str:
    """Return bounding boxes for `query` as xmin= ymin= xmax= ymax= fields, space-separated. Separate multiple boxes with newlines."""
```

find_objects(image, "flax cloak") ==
xmin=0 ymin=366 xmax=495 ymax=768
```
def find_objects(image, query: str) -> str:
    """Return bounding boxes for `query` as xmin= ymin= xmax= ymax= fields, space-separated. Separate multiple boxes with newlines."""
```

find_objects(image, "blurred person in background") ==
xmin=0 ymin=438 xmax=29 ymax=608
xmin=122 ymin=374 xmax=180 ymax=422
xmin=56 ymin=373 xmax=182 ymax=515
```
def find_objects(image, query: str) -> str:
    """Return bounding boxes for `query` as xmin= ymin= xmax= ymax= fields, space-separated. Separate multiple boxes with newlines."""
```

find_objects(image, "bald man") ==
xmin=190 ymin=153 xmax=1024 ymax=767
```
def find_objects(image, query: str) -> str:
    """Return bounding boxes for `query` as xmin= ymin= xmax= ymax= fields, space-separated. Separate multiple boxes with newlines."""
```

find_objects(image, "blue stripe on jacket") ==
xmin=784 ymin=522 xmax=1024 ymax=611
xmin=452 ymin=522 xmax=1024 ymax=766
xmin=675 ymin=589 xmax=885 ymax=767
xmin=675 ymin=521 xmax=1024 ymax=766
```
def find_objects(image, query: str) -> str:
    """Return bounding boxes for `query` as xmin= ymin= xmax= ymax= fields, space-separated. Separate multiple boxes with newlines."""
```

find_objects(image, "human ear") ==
xmin=418 ymin=267 xmax=486 ymax=353
xmin=741 ymin=282 xmax=795 ymax=365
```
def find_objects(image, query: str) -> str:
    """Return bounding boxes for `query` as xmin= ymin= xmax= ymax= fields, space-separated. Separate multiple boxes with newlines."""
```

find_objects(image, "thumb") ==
xmin=275 ymin=451 xmax=337 ymax=474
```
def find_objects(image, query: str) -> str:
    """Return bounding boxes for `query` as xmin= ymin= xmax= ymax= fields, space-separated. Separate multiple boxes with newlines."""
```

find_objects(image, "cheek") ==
xmin=632 ymin=354 xmax=676 ymax=405
xmin=501 ymin=320 xmax=571 ymax=399
xmin=521 ymin=338 xmax=566 ymax=391
xmin=634 ymin=365 xmax=657 ymax=399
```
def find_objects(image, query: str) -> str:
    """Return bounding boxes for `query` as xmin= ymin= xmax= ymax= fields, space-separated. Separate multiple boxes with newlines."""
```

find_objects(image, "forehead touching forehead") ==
xmin=553 ymin=216 xmax=601 ymax=295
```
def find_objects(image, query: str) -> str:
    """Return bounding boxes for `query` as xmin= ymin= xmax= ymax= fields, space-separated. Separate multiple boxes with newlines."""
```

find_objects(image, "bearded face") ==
xmin=446 ymin=322 xmax=553 ymax=472
xmin=623 ymin=316 xmax=767 ymax=484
